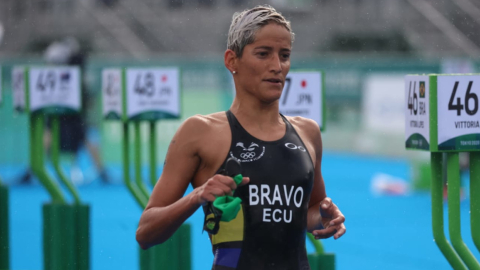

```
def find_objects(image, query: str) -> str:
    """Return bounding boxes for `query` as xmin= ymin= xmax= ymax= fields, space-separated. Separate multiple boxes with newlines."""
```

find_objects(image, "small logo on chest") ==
xmin=285 ymin=142 xmax=306 ymax=152
xmin=230 ymin=142 xmax=265 ymax=162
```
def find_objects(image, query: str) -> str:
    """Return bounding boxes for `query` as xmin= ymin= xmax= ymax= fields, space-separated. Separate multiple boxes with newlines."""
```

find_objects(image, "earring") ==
xmin=232 ymin=71 xmax=236 ymax=74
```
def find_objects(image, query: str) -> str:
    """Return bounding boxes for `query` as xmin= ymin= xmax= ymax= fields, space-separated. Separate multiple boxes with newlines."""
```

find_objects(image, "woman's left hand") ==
xmin=312 ymin=197 xmax=346 ymax=240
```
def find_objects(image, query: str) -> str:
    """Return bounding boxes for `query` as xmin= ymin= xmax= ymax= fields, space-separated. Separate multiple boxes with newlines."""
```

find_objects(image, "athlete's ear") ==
xmin=224 ymin=49 xmax=238 ymax=74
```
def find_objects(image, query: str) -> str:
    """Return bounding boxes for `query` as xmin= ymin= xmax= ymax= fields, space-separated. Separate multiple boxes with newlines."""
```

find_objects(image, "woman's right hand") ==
xmin=194 ymin=175 xmax=250 ymax=206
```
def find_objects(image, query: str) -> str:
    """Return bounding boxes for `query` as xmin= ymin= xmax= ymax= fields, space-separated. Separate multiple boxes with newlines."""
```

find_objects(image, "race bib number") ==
xmin=102 ymin=68 xmax=123 ymax=120
xmin=125 ymin=68 xmax=180 ymax=121
xmin=405 ymin=75 xmax=430 ymax=150
xmin=28 ymin=66 xmax=81 ymax=113
xmin=279 ymin=71 xmax=324 ymax=130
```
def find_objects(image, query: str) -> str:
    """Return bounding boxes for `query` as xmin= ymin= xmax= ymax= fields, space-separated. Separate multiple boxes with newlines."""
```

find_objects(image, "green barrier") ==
xmin=0 ymin=182 xmax=9 ymax=270
xmin=139 ymin=224 xmax=191 ymax=270
xmin=306 ymin=233 xmax=335 ymax=270
xmin=43 ymin=204 xmax=90 ymax=270
xmin=471 ymin=152 xmax=480 ymax=253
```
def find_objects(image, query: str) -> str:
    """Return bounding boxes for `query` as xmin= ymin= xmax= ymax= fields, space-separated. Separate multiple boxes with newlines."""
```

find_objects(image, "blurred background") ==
xmin=0 ymin=0 xmax=479 ymax=269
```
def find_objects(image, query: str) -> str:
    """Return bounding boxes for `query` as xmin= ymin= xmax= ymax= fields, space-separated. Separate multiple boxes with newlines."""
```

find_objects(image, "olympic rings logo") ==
xmin=240 ymin=152 xmax=256 ymax=159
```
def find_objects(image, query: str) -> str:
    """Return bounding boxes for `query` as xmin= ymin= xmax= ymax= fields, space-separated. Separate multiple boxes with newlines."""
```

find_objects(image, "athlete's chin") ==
xmin=260 ymin=89 xmax=283 ymax=103
xmin=259 ymin=93 xmax=282 ymax=104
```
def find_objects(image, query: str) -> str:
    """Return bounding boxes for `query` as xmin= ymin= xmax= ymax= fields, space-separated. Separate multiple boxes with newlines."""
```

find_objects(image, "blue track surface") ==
xmin=3 ymin=151 xmax=479 ymax=270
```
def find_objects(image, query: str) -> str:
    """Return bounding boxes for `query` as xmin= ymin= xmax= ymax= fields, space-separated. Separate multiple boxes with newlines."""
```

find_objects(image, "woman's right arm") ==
xmin=135 ymin=116 xmax=245 ymax=249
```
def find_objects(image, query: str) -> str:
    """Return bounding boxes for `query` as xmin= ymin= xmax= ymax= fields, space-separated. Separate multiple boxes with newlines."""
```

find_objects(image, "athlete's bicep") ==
xmin=146 ymin=116 xmax=205 ymax=209
xmin=307 ymin=122 xmax=327 ymax=209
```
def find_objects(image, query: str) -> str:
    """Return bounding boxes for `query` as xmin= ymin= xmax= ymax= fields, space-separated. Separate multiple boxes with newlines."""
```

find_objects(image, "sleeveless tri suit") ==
xmin=204 ymin=111 xmax=315 ymax=270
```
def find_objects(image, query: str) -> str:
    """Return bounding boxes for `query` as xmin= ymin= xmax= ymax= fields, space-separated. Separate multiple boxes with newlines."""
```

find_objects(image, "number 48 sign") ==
xmin=405 ymin=74 xmax=480 ymax=152
xmin=102 ymin=67 xmax=181 ymax=122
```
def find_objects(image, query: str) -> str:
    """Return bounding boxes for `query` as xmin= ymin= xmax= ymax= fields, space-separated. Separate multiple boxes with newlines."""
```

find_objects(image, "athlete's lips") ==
xmin=263 ymin=78 xmax=283 ymax=84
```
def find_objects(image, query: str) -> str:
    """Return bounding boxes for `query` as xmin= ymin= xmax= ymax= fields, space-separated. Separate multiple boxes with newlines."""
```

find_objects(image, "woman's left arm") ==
xmin=303 ymin=119 xmax=346 ymax=240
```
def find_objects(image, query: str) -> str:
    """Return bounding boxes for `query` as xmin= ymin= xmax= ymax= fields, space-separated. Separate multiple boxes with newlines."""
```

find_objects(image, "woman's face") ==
xmin=235 ymin=23 xmax=292 ymax=103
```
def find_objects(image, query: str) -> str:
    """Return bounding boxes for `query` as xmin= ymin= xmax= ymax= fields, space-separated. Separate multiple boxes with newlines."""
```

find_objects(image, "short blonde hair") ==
xmin=227 ymin=5 xmax=294 ymax=58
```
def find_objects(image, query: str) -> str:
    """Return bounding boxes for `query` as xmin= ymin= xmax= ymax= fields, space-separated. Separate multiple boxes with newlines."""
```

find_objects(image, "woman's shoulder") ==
xmin=285 ymin=115 xmax=322 ymax=149
xmin=178 ymin=112 xmax=229 ymax=136
xmin=183 ymin=112 xmax=228 ymax=127
xmin=284 ymin=115 xmax=320 ymax=134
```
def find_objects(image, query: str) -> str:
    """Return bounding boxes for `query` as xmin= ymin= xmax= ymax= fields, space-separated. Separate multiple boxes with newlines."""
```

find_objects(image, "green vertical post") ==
xmin=446 ymin=153 xmax=480 ymax=270
xmin=177 ymin=224 xmax=191 ymax=270
xmin=31 ymin=114 xmax=65 ymax=203
xmin=470 ymin=152 xmax=480 ymax=253
xmin=431 ymin=152 xmax=466 ymax=270
xmin=44 ymin=204 xmax=76 ymax=270
xmin=43 ymin=204 xmax=55 ymax=270
xmin=153 ymin=237 xmax=169 ymax=269
xmin=307 ymin=233 xmax=325 ymax=254
xmin=75 ymin=204 xmax=90 ymax=270
xmin=62 ymin=204 xmax=76 ymax=270
xmin=149 ymin=121 xmax=157 ymax=187
xmin=139 ymin=248 xmax=150 ymax=270
xmin=134 ymin=122 xmax=150 ymax=198
xmin=123 ymin=122 xmax=148 ymax=208
xmin=51 ymin=116 xmax=81 ymax=204
xmin=0 ymin=182 xmax=9 ymax=270
xmin=306 ymin=233 xmax=335 ymax=270
xmin=169 ymin=229 xmax=181 ymax=270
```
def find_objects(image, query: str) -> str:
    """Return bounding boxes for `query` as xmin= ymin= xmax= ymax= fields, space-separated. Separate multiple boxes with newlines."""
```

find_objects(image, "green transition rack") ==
xmin=20 ymin=66 xmax=90 ymax=270
xmin=405 ymin=74 xmax=480 ymax=269
xmin=102 ymin=67 xmax=190 ymax=270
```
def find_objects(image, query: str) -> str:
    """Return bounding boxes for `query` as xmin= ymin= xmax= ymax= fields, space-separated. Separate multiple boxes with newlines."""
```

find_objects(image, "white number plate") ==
xmin=405 ymin=75 xmax=430 ymax=150
xmin=28 ymin=66 xmax=81 ymax=113
xmin=437 ymin=75 xmax=480 ymax=151
xmin=279 ymin=71 xmax=323 ymax=130
xmin=125 ymin=68 xmax=180 ymax=120
xmin=102 ymin=68 xmax=123 ymax=120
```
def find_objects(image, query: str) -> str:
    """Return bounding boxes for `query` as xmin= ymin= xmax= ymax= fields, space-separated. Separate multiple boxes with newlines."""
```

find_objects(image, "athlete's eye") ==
xmin=257 ymin=51 xmax=268 ymax=57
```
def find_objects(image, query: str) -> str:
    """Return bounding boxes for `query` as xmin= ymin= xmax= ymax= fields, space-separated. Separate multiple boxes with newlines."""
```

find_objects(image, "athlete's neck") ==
xmin=229 ymin=97 xmax=286 ymax=140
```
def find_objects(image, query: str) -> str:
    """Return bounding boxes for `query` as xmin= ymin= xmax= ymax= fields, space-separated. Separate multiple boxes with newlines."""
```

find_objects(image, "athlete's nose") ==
xmin=269 ymin=54 xmax=282 ymax=74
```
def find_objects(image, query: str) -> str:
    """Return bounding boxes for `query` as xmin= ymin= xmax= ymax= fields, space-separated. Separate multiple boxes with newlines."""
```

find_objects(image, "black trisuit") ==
xmin=204 ymin=110 xmax=314 ymax=270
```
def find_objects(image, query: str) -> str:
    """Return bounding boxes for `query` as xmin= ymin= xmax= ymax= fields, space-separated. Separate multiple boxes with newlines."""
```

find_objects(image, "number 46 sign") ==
xmin=405 ymin=74 xmax=480 ymax=152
